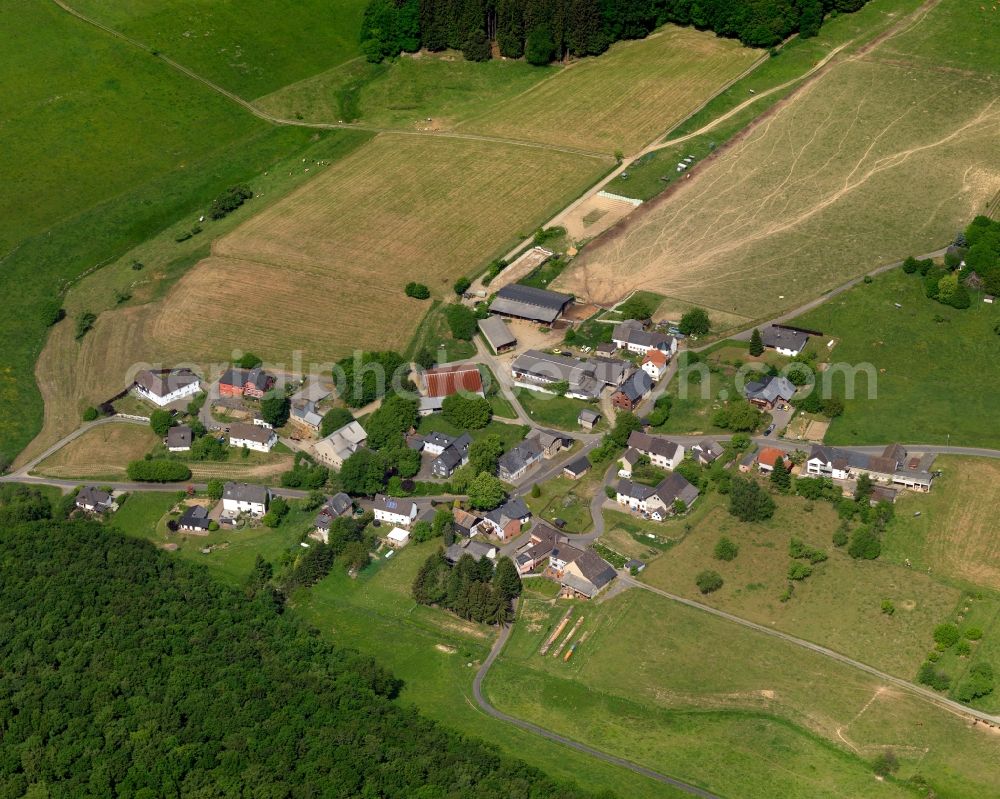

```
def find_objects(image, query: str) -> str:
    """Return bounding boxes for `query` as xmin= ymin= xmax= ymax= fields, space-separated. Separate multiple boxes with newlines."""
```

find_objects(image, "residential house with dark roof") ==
xmin=743 ymin=375 xmax=796 ymax=410
xmin=452 ymin=508 xmax=481 ymax=538
xmin=489 ymin=284 xmax=573 ymax=324
xmin=562 ymin=455 xmax=591 ymax=480
xmin=589 ymin=356 xmax=633 ymax=388
xmin=312 ymin=493 xmax=354 ymax=543
xmin=479 ymin=497 xmax=531 ymax=541
xmin=222 ymin=482 xmax=269 ymax=516
xmin=624 ymin=431 xmax=685 ymax=471
xmin=290 ymin=399 xmax=324 ymax=430
xmin=691 ymin=438 xmax=724 ymax=465
xmin=431 ymin=433 xmax=472 ymax=478
xmin=498 ymin=437 xmax=544 ymax=482
xmin=178 ymin=504 xmax=211 ymax=533
xmin=534 ymin=429 xmax=574 ymax=459
xmin=761 ymin=326 xmax=810 ymax=356
xmin=611 ymin=370 xmax=653 ymax=411
xmin=165 ymin=425 xmax=192 ymax=452
xmin=616 ymin=472 xmax=699 ymax=520
xmin=546 ymin=543 xmax=617 ymax=599
xmin=219 ymin=366 xmax=275 ymax=399
xmin=514 ymin=524 xmax=561 ymax=574
xmin=75 ymin=486 xmax=115 ymax=514
xmin=133 ymin=368 xmax=201 ymax=407
xmin=445 ymin=539 xmax=497 ymax=564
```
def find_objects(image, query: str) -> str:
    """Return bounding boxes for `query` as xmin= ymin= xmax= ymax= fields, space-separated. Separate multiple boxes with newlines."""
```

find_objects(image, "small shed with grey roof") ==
xmin=478 ymin=316 xmax=517 ymax=354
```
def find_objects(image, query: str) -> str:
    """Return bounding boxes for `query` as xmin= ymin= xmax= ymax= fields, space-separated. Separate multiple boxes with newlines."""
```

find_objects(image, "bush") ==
xmin=881 ymin=599 xmax=895 ymax=616
xmin=616 ymin=295 xmax=656 ymax=321
xmin=441 ymin=393 xmax=492 ymax=429
xmin=695 ymin=570 xmax=723 ymax=594
xmin=729 ymin=476 xmax=775 ymax=522
xmin=678 ymin=307 xmax=710 ymax=336
xmin=787 ymin=562 xmax=812 ymax=581
xmin=209 ymin=184 xmax=252 ymax=220
xmin=237 ymin=352 xmax=263 ymax=369
xmin=902 ymin=256 xmax=919 ymax=274
xmin=149 ymin=410 xmax=174 ymax=437
xmin=453 ymin=276 xmax=472 ymax=296
xmin=956 ymin=662 xmax=995 ymax=702
xmin=82 ymin=406 xmax=99 ymax=422
xmin=126 ymin=460 xmax=191 ymax=482
xmin=871 ymin=751 xmax=899 ymax=777
xmin=965 ymin=627 xmax=984 ymax=641
xmin=713 ymin=537 xmax=739 ymax=562
xmin=208 ymin=520 xmax=219 ymax=532
xmin=443 ymin=304 xmax=477 ymax=340
xmin=207 ymin=479 xmax=224 ymax=501
xmin=75 ymin=311 xmax=97 ymax=340
xmin=956 ymin=640 xmax=971 ymax=657
xmin=933 ymin=623 xmax=960 ymax=648
xmin=917 ymin=661 xmax=951 ymax=691
xmin=832 ymin=528 xmax=849 ymax=547
xmin=404 ymin=282 xmax=431 ymax=300
xmin=847 ymin=526 xmax=881 ymax=560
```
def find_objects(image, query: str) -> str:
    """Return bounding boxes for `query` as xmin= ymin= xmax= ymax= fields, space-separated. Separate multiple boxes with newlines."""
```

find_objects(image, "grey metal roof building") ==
xmin=489 ymin=284 xmax=572 ymax=324
xmin=478 ymin=316 xmax=517 ymax=353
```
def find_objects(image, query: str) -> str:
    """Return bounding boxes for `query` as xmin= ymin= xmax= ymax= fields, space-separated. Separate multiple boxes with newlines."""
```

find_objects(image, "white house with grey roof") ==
xmin=228 ymin=422 xmax=277 ymax=453
xmin=312 ymin=420 xmax=367 ymax=468
xmin=75 ymin=486 xmax=116 ymax=514
xmin=132 ymin=368 xmax=201 ymax=406
xmin=511 ymin=350 xmax=603 ymax=400
xmin=373 ymin=495 xmax=418 ymax=527
xmin=621 ymin=431 xmax=685 ymax=473
xmin=222 ymin=482 xmax=269 ymax=516
xmin=761 ymin=326 xmax=810 ymax=356
xmin=165 ymin=425 xmax=192 ymax=452
xmin=431 ymin=433 xmax=472 ymax=477
xmin=612 ymin=320 xmax=677 ymax=357
xmin=616 ymin=473 xmax=699 ymax=520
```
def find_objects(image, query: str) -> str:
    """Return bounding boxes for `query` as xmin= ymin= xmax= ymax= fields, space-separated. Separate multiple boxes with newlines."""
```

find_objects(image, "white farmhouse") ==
xmin=133 ymin=368 xmax=202 ymax=407
xmin=222 ymin=482 xmax=269 ymax=516
xmin=228 ymin=422 xmax=277 ymax=453
xmin=373 ymin=495 xmax=418 ymax=527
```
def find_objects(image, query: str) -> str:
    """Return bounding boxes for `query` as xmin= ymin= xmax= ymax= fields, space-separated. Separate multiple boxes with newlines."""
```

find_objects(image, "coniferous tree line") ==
xmin=0 ymin=518 xmax=602 ymax=799
xmin=360 ymin=0 xmax=871 ymax=64
xmin=413 ymin=549 xmax=523 ymax=624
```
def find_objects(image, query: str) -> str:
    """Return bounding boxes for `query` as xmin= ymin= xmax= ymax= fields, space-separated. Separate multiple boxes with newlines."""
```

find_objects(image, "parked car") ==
xmin=764 ymin=424 xmax=775 ymax=436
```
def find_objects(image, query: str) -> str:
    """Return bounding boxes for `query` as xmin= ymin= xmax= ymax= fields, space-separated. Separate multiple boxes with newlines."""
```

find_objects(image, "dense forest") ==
xmin=0 ymin=518 xmax=603 ymax=798
xmin=360 ymin=0 xmax=871 ymax=63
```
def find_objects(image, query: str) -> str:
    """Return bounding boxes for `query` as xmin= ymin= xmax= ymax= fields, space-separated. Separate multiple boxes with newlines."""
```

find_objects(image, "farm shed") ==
xmin=489 ymin=284 xmax=572 ymax=325
xmin=478 ymin=316 xmax=517 ymax=354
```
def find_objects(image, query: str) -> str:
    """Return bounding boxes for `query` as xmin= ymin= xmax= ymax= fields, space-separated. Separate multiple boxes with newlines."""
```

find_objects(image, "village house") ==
xmin=452 ymin=508 xmax=481 ymax=538
xmin=373 ymin=495 xmax=418 ymax=527
xmin=615 ymin=472 xmax=699 ymax=520
xmin=478 ymin=497 xmax=531 ymax=541
xmin=312 ymin=493 xmax=353 ymax=543
xmin=228 ymin=421 xmax=277 ymax=453
xmin=743 ymin=375 xmax=796 ymax=410
xmin=611 ymin=370 xmax=653 ymax=411
xmin=219 ymin=365 xmax=275 ymax=399
xmin=498 ymin=437 xmax=545 ymax=482
xmin=312 ymin=420 xmax=367 ymax=468
xmin=546 ymin=542 xmax=617 ymax=600
xmin=806 ymin=444 xmax=934 ymax=492
xmin=624 ymin=431 xmax=685 ymax=471
xmin=445 ymin=538 xmax=497 ymax=564
xmin=514 ymin=524 xmax=561 ymax=574
xmin=535 ymin=429 xmax=574 ymax=459
xmin=594 ymin=342 xmax=617 ymax=357
xmin=761 ymin=326 xmax=810 ymax=357
xmin=691 ymin=438 xmax=724 ymax=465
xmin=511 ymin=350 xmax=603 ymax=400
xmin=75 ymin=486 xmax=116 ymax=514
xmin=756 ymin=447 xmax=788 ymax=474
xmin=489 ymin=283 xmax=573 ymax=325
xmin=478 ymin=316 xmax=517 ymax=354
xmin=611 ymin=319 xmax=678 ymax=357
xmin=178 ymin=505 xmax=211 ymax=533
xmin=562 ymin=455 xmax=591 ymax=480
xmin=165 ymin=425 xmax=192 ymax=452
xmin=578 ymin=408 xmax=601 ymax=430
xmin=290 ymin=399 xmax=324 ymax=430
xmin=738 ymin=449 xmax=758 ymax=473
xmin=222 ymin=482 xmax=269 ymax=517
xmin=132 ymin=368 xmax=202 ymax=407
xmin=419 ymin=364 xmax=485 ymax=415
xmin=431 ymin=433 xmax=472 ymax=478
xmin=640 ymin=348 xmax=669 ymax=381
xmin=589 ymin=356 xmax=633 ymax=388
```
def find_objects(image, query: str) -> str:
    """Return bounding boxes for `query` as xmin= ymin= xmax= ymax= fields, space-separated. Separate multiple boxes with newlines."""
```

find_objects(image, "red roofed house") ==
xmin=219 ymin=366 xmax=275 ymax=399
xmin=756 ymin=447 xmax=787 ymax=474
xmin=420 ymin=364 xmax=485 ymax=415
xmin=640 ymin=349 xmax=669 ymax=382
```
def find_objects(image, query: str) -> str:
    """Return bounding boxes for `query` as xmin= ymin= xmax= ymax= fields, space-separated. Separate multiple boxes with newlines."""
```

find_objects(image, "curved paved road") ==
xmin=473 ymin=605 xmax=720 ymax=798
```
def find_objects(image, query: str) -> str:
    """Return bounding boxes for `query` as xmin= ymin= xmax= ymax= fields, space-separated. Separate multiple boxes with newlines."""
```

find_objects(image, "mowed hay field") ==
xmin=35 ymin=423 xmax=158 ymax=479
xmin=460 ymin=26 xmax=762 ymax=155
xmin=153 ymin=135 xmax=607 ymax=363
xmin=556 ymin=0 xmax=1000 ymax=316
xmin=886 ymin=457 xmax=1000 ymax=591
xmin=488 ymin=590 xmax=1000 ymax=799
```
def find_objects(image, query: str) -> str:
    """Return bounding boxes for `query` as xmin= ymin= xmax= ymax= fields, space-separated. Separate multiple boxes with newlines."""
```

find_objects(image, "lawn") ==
xmin=524 ymin=473 xmax=599 ymax=533
xmin=555 ymin=0 xmax=1000 ymax=321
xmin=488 ymin=588 xmax=1000 ymax=799
xmin=151 ymin=135 xmax=607 ymax=366
xmin=405 ymin=301 xmax=478 ymax=364
xmin=68 ymin=0 xmax=369 ymax=98
xmin=790 ymin=268 xmax=1000 ymax=448
xmin=416 ymin=415 xmax=528 ymax=451
xmin=257 ymin=51 xmax=554 ymax=129
xmin=462 ymin=25 xmax=762 ymax=155
xmin=639 ymin=491 xmax=962 ymax=678
xmin=111 ymin=491 xmax=184 ymax=540
xmin=516 ymin=389 xmax=600 ymax=432
xmin=35 ymin=423 xmax=159 ymax=480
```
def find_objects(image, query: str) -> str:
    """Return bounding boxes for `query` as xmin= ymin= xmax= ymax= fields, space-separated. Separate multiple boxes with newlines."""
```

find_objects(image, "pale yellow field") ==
xmin=153 ymin=134 xmax=606 ymax=366
xmin=462 ymin=26 xmax=762 ymax=155
xmin=36 ymin=422 xmax=158 ymax=479
xmin=557 ymin=39 xmax=1000 ymax=317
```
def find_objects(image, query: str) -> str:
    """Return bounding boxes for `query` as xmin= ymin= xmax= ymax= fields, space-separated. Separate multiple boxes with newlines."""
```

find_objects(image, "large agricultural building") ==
xmin=489 ymin=284 xmax=572 ymax=325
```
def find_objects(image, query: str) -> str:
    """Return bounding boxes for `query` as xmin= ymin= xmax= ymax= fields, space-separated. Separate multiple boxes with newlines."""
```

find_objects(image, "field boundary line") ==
xmin=622 ymin=576 xmax=1000 ymax=727
xmin=48 ymin=0 xmax=612 ymax=162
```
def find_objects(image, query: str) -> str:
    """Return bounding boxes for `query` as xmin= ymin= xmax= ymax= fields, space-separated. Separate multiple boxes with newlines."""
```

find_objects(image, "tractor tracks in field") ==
xmin=47 ymin=0 xmax=613 ymax=163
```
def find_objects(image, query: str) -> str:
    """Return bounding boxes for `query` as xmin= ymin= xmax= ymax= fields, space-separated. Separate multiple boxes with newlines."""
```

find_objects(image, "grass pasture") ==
xmin=461 ymin=26 xmax=762 ymax=155
xmin=153 ymin=135 xmax=606 ymax=364
xmin=489 ymin=588 xmax=1000 ymax=799
xmin=68 ymin=0 xmax=369 ymax=98
xmin=35 ymin=423 xmax=159 ymax=480
xmin=791 ymin=268 xmax=1000 ymax=447
xmin=557 ymin=0 xmax=1000 ymax=319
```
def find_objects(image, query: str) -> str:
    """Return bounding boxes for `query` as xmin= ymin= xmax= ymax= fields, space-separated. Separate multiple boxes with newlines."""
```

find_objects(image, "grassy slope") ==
xmin=67 ymin=0 xmax=369 ymax=98
xmin=791 ymin=268 xmax=1000 ymax=447
xmin=487 ymin=589 xmax=1000 ymax=799
xmin=0 ymin=3 xmax=370 ymax=465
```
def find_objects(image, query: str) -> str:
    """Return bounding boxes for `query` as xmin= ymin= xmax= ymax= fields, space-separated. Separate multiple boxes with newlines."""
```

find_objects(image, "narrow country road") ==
xmin=472 ymin=603 xmax=720 ymax=799
xmin=620 ymin=576 xmax=1000 ymax=727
